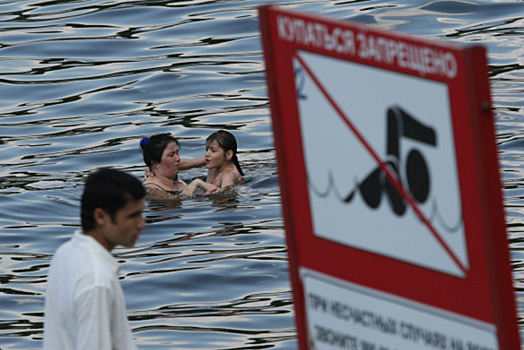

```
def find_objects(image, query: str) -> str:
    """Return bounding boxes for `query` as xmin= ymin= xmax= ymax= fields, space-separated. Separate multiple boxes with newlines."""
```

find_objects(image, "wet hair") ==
xmin=140 ymin=133 xmax=180 ymax=170
xmin=81 ymin=168 xmax=145 ymax=232
xmin=206 ymin=130 xmax=244 ymax=176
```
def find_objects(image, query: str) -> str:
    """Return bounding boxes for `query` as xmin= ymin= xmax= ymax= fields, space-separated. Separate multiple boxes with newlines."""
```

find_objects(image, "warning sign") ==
xmin=295 ymin=51 xmax=467 ymax=277
xmin=259 ymin=5 xmax=520 ymax=350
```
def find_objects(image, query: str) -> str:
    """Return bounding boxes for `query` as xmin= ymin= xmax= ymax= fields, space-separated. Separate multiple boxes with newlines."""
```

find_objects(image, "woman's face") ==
xmin=156 ymin=141 xmax=181 ymax=177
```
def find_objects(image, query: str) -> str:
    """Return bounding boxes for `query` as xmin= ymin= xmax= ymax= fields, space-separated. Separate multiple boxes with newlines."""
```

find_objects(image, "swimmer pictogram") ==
xmin=345 ymin=106 xmax=437 ymax=216
xmin=294 ymin=52 xmax=468 ymax=276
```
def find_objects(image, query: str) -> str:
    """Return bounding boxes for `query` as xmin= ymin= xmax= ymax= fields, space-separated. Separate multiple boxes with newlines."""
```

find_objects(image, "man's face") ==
xmin=104 ymin=199 xmax=146 ymax=250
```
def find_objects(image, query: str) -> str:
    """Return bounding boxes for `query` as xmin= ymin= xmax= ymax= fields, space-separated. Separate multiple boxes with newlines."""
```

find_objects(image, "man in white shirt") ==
xmin=43 ymin=168 xmax=146 ymax=350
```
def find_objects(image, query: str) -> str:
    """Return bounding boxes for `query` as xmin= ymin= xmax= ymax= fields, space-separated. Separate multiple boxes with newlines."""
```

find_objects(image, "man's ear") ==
xmin=225 ymin=150 xmax=233 ymax=161
xmin=93 ymin=207 xmax=110 ymax=227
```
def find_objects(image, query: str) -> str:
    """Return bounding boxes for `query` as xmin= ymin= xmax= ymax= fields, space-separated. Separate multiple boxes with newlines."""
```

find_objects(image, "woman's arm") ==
xmin=180 ymin=156 xmax=205 ymax=170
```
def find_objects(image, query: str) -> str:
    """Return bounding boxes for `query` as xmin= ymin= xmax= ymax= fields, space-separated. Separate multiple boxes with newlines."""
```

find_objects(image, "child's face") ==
xmin=205 ymin=140 xmax=227 ymax=169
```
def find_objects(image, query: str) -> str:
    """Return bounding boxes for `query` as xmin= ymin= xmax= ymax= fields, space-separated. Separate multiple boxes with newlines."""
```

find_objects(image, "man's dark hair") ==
xmin=81 ymin=168 xmax=145 ymax=232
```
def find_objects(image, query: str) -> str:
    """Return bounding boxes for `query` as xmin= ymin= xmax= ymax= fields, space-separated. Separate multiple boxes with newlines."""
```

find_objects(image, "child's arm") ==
xmin=182 ymin=179 xmax=219 ymax=197
xmin=180 ymin=156 xmax=205 ymax=170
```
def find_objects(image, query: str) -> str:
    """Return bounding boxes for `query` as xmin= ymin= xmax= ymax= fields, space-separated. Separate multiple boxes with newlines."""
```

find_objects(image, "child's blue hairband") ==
xmin=140 ymin=137 xmax=149 ymax=147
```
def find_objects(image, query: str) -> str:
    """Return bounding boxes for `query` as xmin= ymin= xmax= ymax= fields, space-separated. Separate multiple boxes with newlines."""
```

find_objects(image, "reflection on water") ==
xmin=2 ymin=0 xmax=524 ymax=349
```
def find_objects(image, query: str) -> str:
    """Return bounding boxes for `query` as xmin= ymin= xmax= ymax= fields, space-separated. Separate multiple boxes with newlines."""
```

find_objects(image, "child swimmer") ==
xmin=182 ymin=130 xmax=244 ymax=197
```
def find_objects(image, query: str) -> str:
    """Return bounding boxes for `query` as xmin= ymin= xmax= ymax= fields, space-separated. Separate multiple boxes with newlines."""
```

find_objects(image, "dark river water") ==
xmin=1 ymin=0 xmax=524 ymax=349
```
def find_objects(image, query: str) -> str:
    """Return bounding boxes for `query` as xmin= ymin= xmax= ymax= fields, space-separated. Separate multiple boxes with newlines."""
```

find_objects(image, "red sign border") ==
xmin=259 ymin=4 xmax=519 ymax=350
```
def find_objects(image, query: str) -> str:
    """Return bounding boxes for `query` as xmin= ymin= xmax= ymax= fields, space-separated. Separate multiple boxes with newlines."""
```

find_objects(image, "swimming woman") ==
xmin=140 ymin=133 xmax=204 ymax=195
xmin=182 ymin=130 xmax=244 ymax=197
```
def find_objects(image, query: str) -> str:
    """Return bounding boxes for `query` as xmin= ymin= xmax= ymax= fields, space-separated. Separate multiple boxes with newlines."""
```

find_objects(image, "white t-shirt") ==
xmin=43 ymin=230 xmax=138 ymax=350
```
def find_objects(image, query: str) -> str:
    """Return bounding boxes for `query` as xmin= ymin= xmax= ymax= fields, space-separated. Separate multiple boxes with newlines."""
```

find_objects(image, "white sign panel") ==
xmin=295 ymin=50 xmax=467 ymax=277
xmin=302 ymin=269 xmax=498 ymax=350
